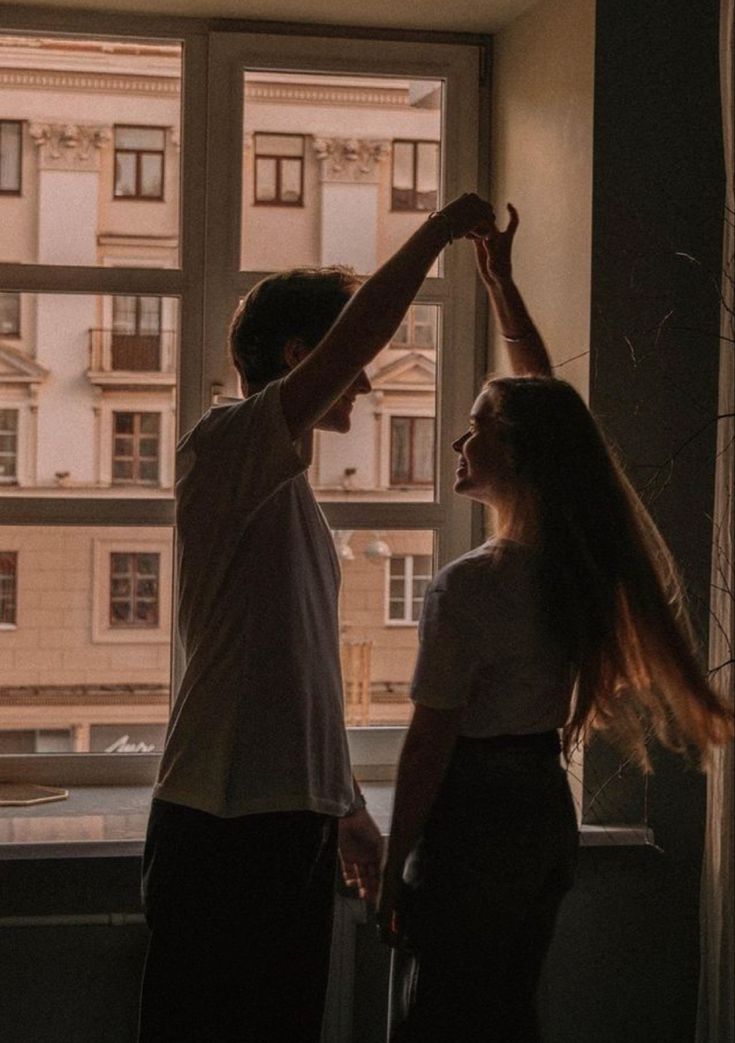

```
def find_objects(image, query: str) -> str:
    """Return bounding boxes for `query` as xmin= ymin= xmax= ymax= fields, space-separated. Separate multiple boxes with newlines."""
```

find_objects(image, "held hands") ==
xmin=338 ymin=808 xmax=384 ymax=907
xmin=474 ymin=202 xmax=519 ymax=285
xmin=437 ymin=193 xmax=496 ymax=242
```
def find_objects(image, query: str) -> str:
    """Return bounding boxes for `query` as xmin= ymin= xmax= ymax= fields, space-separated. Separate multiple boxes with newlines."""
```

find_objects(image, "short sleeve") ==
xmin=410 ymin=586 xmax=478 ymax=710
xmin=177 ymin=379 xmax=307 ymax=542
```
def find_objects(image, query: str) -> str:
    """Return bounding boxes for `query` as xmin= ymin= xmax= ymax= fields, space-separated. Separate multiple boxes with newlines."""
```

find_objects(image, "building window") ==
xmin=253 ymin=134 xmax=304 ymax=206
xmin=111 ymin=296 xmax=162 ymax=370
xmin=0 ymin=729 xmax=73 ymax=754
xmin=387 ymin=554 xmax=432 ymax=623
xmin=391 ymin=304 xmax=438 ymax=350
xmin=0 ymin=551 xmax=18 ymax=626
xmin=109 ymin=551 xmax=160 ymax=627
xmin=0 ymin=121 xmax=22 ymax=194
xmin=112 ymin=412 xmax=160 ymax=485
xmin=0 ymin=409 xmax=18 ymax=484
xmin=114 ymin=126 xmax=165 ymax=199
xmin=390 ymin=416 xmax=434 ymax=485
xmin=0 ymin=292 xmax=21 ymax=336
xmin=391 ymin=140 xmax=439 ymax=212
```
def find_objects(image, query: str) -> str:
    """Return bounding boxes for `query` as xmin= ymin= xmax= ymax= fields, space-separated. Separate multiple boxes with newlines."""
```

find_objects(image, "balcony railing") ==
xmin=88 ymin=329 xmax=176 ymax=375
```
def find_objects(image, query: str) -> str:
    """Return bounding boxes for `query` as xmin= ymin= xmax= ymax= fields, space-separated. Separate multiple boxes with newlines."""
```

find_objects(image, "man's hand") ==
xmin=438 ymin=193 xmax=495 ymax=241
xmin=474 ymin=202 xmax=519 ymax=285
xmin=338 ymin=808 xmax=384 ymax=907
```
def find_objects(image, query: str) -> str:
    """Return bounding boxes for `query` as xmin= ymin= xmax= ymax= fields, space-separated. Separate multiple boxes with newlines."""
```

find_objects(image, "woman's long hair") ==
xmin=486 ymin=376 xmax=733 ymax=769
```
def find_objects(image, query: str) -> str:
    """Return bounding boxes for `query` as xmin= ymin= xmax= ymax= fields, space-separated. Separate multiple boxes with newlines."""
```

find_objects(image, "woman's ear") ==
xmin=283 ymin=337 xmax=309 ymax=371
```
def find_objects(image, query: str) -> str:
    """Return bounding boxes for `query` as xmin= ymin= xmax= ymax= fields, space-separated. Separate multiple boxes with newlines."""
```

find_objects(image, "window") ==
xmin=253 ymin=133 xmax=304 ymax=206
xmin=0 ymin=291 xmax=20 ymax=336
xmin=114 ymin=126 xmax=165 ymax=200
xmin=387 ymin=554 xmax=432 ymax=623
xmin=391 ymin=140 xmax=439 ymax=211
xmin=112 ymin=412 xmax=160 ymax=485
xmin=392 ymin=304 xmax=438 ymax=350
xmin=0 ymin=729 xmax=72 ymax=753
xmin=0 ymin=409 xmax=18 ymax=484
xmin=0 ymin=120 xmax=22 ymax=194
xmin=111 ymin=296 xmax=162 ymax=370
xmin=109 ymin=551 xmax=160 ymax=627
xmin=390 ymin=416 xmax=434 ymax=485
xmin=0 ymin=551 xmax=17 ymax=626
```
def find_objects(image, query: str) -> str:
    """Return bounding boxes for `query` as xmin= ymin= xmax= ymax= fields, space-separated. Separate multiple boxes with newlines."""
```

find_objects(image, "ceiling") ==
xmin=11 ymin=0 xmax=542 ymax=35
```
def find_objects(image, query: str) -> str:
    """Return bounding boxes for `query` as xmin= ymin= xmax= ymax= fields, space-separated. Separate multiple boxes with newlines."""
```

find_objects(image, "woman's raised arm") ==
xmin=475 ymin=204 xmax=553 ymax=378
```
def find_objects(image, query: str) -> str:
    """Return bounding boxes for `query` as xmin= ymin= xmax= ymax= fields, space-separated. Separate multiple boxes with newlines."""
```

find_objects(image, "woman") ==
xmin=377 ymin=207 xmax=733 ymax=1042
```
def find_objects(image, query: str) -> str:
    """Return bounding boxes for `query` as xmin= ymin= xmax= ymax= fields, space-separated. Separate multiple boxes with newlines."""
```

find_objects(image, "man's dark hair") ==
xmin=229 ymin=266 xmax=360 ymax=390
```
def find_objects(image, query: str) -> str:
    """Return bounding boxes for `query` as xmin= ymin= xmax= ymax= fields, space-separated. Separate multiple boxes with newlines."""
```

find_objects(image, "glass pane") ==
xmin=0 ymin=35 xmax=182 ymax=267
xmin=255 ymin=158 xmax=277 ymax=202
xmin=392 ymin=141 xmax=414 ymax=191
xmin=242 ymin=71 xmax=443 ymax=274
xmin=280 ymin=159 xmax=302 ymax=203
xmin=416 ymin=141 xmax=439 ymax=208
xmin=255 ymin=134 xmax=304 ymax=157
xmin=338 ymin=530 xmax=434 ymax=726
xmin=140 ymin=153 xmax=163 ymax=198
xmin=139 ymin=298 xmax=161 ymax=335
xmin=115 ymin=127 xmax=165 ymax=151
xmin=313 ymin=305 xmax=440 ymax=503
xmin=0 ymin=292 xmax=20 ymax=335
xmin=0 ymin=122 xmax=21 ymax=191
xmin=0 ymin=293 xmax=177 ymax=498
xmin=0 ymin=525 xmax=173 ymax=752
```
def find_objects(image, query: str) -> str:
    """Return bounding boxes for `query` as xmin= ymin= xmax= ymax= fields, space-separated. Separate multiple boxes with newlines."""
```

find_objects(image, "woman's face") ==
xmin=452 ymin=389 xmax=515 ymax=504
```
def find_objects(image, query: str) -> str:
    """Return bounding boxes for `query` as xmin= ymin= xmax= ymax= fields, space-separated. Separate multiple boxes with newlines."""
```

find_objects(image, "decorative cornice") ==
xmin=0 ymin=69 xmax=179 ymax=97
xmin=29 ymin=121 xmax=111 ymax=172
xmin=313 ymin=137 xmax=391 ymax=184
xmin=245 ymin=81 xmax=408 ymax=109
xmin=0 ymin=684 xmax=169 ymax=707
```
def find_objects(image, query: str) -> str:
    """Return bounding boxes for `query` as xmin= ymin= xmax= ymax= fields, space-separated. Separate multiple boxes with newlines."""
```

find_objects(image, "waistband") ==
xmin=456 ymin=730 xmax=561 ymax=755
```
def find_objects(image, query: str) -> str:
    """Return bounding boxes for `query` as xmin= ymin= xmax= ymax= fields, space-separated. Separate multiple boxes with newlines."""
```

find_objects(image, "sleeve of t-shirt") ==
xmin=410 ymin=583 xmax=480 ymax=710
xmin=178 ymin=379 xmax=307 ymax=540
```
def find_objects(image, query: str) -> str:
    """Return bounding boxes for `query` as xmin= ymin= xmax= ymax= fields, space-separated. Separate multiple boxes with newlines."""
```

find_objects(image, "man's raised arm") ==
xmin=280 ymin=193 xmax=494 ymax=439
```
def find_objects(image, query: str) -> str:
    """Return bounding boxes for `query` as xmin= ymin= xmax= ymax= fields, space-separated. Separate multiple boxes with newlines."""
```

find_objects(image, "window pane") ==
xmin=242 ymin=72 xmax=443 ymax=273
xmin=0 ymin=293 xmax=176 ymax=496
xmin=313 ymin=305 xmax=440 ymax=503
xmin=0 ymin=122 xmax=21 ymax=192
xmin=0 ymin=36 xmax=181 ymax=267
xmin=280 ymin=159 xmax=302 ymax=203
xmin=392 ymin=141 xmax=414 ymax=191
xmin=338 ymin=530 xmax=434 ymax=726
xmin=0 ymin=551 xmax=18 ymax=625
xmin=0 ymin=526 xmax=173 ymax=751
xmin=416 ymin=141 xmax=439 ymax=211
xmin=115 ymin=126 xmax=165 ymax=151
xmin=255 ymin=158 xmax=277 ymax=202
xmin=139 ymin=153 xmax=164 ymax=198
xmin=0 ymin=292 xmax=20 ymax=335
xmin=255 ymin=133 xmax=304 ymax=157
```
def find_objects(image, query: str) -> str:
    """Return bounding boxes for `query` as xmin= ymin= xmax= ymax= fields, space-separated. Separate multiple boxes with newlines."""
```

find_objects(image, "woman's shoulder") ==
xmin=432 ymin=538 xmax=535 ymax=600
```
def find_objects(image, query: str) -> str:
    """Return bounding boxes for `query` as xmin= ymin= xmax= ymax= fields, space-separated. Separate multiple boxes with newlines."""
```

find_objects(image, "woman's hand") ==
xmin=474 ymin=202 xmax=519 ymax=285
xmin=438 ymin=193 xmax=495 ymax=241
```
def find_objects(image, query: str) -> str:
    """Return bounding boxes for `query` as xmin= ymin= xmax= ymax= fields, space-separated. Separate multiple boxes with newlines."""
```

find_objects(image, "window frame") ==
xmin=0 ymin=119 xmax=23 ymax=196
xmin=0 ymin=291 xmax=21 ymax=337
xmin=391 ymin=138 xmax=440 ymax=213
xmin=0 ymin=7 xmax=490 ymax=791
xmin=385 ymin=552 xmax=433 ymax=626
xmin=0 ymin=408 xmax=19 ymax=485
xmin=253 ymin=132 xmax=305 ymax=207
xmin=113 ymin=123 xmax=166 ymax=201
xmin=109 ymin=550 xmax=161 ymax=629
xmin=389 ymin=415 xmax=435 ymax=487
xmin=112 ymin=410 xmax=162 ymax=486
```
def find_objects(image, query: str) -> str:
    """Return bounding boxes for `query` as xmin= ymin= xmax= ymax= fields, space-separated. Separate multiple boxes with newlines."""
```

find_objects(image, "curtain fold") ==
xmin=696 ymin=3 xmax=734 ymax=1040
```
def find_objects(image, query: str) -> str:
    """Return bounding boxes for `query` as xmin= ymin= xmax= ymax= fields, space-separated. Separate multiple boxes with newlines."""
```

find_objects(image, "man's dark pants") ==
xmin=138 ymin=799 xmax=338 ymax=1042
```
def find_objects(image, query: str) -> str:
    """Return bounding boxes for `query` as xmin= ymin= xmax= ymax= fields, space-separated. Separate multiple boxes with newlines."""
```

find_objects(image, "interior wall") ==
xmin=490 ymin=0 xmax=595 ymax=396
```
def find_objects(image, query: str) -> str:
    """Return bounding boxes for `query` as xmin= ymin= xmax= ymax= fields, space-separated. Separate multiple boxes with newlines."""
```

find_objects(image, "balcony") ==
xmin=87 ymin=329 xmax=176 ymax=390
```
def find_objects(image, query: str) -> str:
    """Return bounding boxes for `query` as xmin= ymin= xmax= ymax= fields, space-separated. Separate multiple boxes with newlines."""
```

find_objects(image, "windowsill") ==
xmin=0 ymin=783 xmax=656 ymax=861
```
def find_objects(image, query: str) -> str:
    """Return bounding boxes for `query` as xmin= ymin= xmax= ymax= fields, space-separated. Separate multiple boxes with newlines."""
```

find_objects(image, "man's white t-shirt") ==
xmin=411 ymin=539 xmax=574 ymax=735
xmin=154 ymin=379 xmax=355 ymax=818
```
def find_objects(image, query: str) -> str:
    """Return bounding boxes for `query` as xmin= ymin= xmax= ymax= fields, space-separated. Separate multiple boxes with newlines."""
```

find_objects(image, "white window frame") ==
xmin=385 ymin=553 xmax=433 ymax=626
xmin=0 ymin=7 xmax=490 ymax=789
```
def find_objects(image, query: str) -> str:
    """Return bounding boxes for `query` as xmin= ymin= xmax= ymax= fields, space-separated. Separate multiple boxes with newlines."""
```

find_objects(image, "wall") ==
xmin=490 ymin=0 xmax=595 ymax=397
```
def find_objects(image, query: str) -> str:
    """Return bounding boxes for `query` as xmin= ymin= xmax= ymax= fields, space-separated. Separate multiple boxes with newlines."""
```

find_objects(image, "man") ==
xmin=138 ymin=193 xmax=493 ymax=1042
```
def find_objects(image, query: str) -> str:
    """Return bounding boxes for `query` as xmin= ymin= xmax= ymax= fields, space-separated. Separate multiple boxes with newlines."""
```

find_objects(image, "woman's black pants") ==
xmin=391 ymin=732 xmax=578 ymax=1043
xmin=138 ymin=799 xmax=338 ymax=1043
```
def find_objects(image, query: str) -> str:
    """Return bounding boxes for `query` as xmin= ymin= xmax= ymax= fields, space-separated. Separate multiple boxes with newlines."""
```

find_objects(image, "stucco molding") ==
xmin=29 ymin=121 xmax=112 ymax=172
xmin=313 ymin=137 xmax=390 ymax=184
